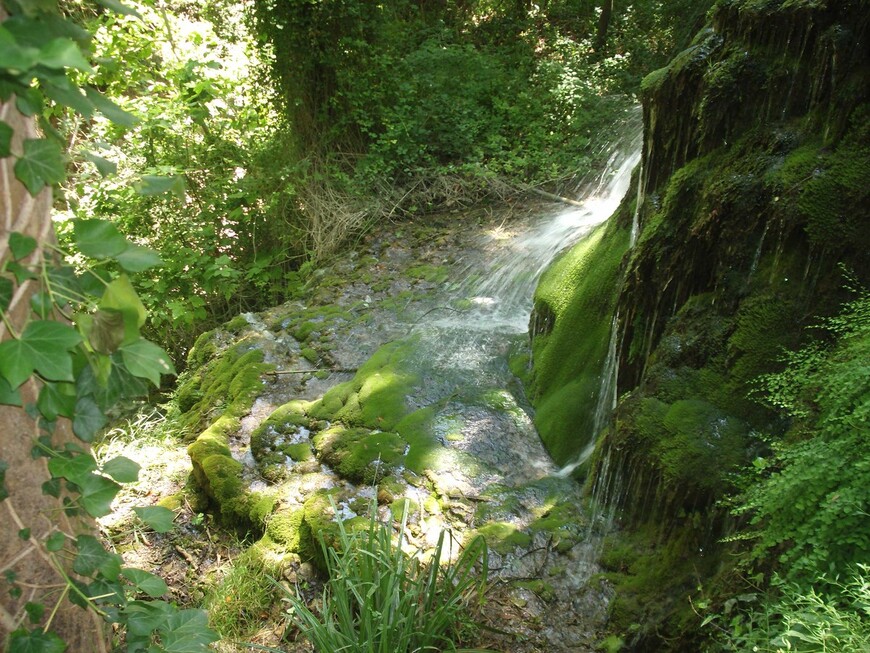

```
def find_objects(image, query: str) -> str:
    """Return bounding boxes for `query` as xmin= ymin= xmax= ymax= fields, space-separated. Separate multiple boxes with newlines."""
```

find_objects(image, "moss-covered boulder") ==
xmin=312 ymin=425 xmax=407 ymax=484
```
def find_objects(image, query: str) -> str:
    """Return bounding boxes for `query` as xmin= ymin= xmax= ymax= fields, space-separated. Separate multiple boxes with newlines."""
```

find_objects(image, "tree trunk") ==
xmin=595 ymin=0 xmax=614 ymax=53
xmin=0 ymin=13 xmax=109 ymax=648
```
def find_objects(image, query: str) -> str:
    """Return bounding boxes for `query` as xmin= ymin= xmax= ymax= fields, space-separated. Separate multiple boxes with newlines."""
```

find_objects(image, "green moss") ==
xmin=225 ymin=314 xmax=250 ymax=333
xmin=395 ymin=406 xmax=440 ymax=474
xmin=475 ymin=522 xmax=532 ymax=555
xmin=301 ymin=347 xmax=319 ymax=363
xmin=312 ymin=425 xmax=407 ymax=484
xmin=266 ymin=509 xmax=305 ymax=550
xmin=514 ymin=579 xmax=555 ymax=602
xmin=406 ymin=263 xmax=449 ymax=284
xmin=529 ymin=219 xmax=629 ymax=465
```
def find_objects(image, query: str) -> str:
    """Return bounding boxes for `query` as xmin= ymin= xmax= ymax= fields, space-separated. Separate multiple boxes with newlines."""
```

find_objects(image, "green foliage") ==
xmin=735 ymin=289 xmax=870 ymax=583
xmin=279 ymin=501 xmax=491 ymax=653
xmin=0 ymin=3 xmax=215 ymax=650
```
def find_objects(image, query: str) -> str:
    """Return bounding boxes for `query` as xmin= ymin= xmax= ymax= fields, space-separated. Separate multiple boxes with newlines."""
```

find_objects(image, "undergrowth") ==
xmin=274 ymin=501 xmax=492 ymax=653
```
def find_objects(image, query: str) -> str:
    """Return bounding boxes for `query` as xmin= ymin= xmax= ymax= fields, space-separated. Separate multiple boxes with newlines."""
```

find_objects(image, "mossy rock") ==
xmin=266 ymin=508 xmax=305 ymax=550
xmin=312 ymin=425 xmax=406 ymax=484
xmin=475 ymin=522 xmax=532 ymax=555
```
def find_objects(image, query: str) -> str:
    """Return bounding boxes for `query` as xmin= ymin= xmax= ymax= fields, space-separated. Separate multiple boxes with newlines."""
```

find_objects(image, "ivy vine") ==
xmin=1 ymin=1 xmax=217 ymax=651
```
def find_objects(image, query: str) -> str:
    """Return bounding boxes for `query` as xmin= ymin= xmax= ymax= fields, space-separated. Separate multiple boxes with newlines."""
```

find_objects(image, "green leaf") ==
xmin=8 ymin=627 xmax=66 ymax=653
xmin=122 ymin=568 xmax=168 ymax=598
xmin=23 ymin=601 xmax=43 ymax=624
xmin=102 ymin=455 xmax=140 ymax=483
xmin=0 ymin=320 xmax=81 ymax=387
xmin=18 ymin=528 xmax=31 ymax=540
xmin=134 ymin=506 xmax=176 ymax=533
xmin=37 ymin=38 xmax=93 ymax=72
xmin=100 ymin=275 xmax=146 ymax=341
xmin=77 ymin=472 xmax=121 ymax=517
xmin=47 ymin=452 xmax=97 ymax=482
xmin=9 ymin=233 xmax=38 ymax=260
xmin=115 ymin=245 xmax=163 ymax=273
xmin=121 ymin=339 xmax=176 ymax=387
xmin=0 ymin=376 xmax=22 ymax=407
xmin=82 ymin=150 xmax=117 ymax=177
xmin=73 ymin=535 xmax=121 ymax=578
xmin=0 ymin=26 xmax=39 ymax=72
xmin=160 ymin=609 xmax=219 ymax=653
xmin=30 ymin=291 xmax=53 ymax=319
xmin=15 ymin=87 xmax=43 ymax=117
xmin=72 ymin=396 xmax=107 ymax=442
xmin=0 ymin=460 xmax=8 ymax=502
xmin=14 ymin=138 xmax=65 ymax=195
xmin=6 ymin=261 xmax=37 ymax=284
xmin=85 ymin=88 xmax=139 ymax=127
xmin=73 ymin=219 xmax=129 ymax=259
xmin=40 ymin=75 xmax=94 ymax=117
xmin=78 ymin=310 xmax=125 ymax=354
xmin=123 ymin=600 xmax=173 ymax=637
xmin=37 ymin=381 xmax=76 ymax=421
xmin=94 ymin=0 xmax=141 ymax=16
xmin=44 ymin=531 xmax=65 ymax=552
xmin=136 ymin=174 xmax=186 ymax=197
xmin=0 ymin=121 xmax=10 ymax=157
xmin=0 ymin=277 xmax=12 ymax=312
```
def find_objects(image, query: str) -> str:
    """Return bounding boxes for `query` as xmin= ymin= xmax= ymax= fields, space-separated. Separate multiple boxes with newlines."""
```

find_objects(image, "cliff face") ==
xmin=528 ymin=0 xmax=868 ymax=646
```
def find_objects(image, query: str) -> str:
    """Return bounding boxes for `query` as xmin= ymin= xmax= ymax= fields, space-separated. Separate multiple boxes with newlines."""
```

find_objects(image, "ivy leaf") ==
xmin=7 ymin=627 xmax=66 ymax=653
xmin=38 ymin=38 xmax=93 ymax=72
xmin=101 ymin=455 xmax=140 ymax=483
xmin=122 ymin=568 xmax=168 ymax=598
xmin=76 ymin=472 xmax=121 ymax=517
xmin=0 ymin=121 xmax=10 ymax=157
xmin=121 ymin=339 xmax=176 ymax=387
xmin=9 ymin=232 xmax=38 ymax=260
xmin=115 ymin=245 xmax=163 ymax=273
xmin=47 ymin=452 xmax=97 ymax=482
xmin=82 ymin=150 xmax=118 ymax=177
xmin=85 ymin=88 xmax=138 ymax=127
xmin=0 ymin=320 xmax=82 ymax=388
xmin=15 ymin=87 xmax=43 ymax=117
xmin=40 ymin=74 xmax=94 ymax=117
xmin=44 ymin=531 xmax=65 ymax=552
xmin=14 ymin=138 xmax=66 ymax=195
xmin=136 ymin=174 xmax=186 ymax=197
xmin=73 ymin=219 xmax=129 ymax=259
xmin=0 ymin=376 xmax=22 ymax=407
xmin=73 ymin=396 xmax=107 ymax=441
xmin=30 ymin=291 xmax=53 ymax=318
xmin=0 ymin=460 xmax=8 ymax=502
xmin=124 ymin=600 xmax=173 ymax=637
xmin=160 ymin=609 xmax=219 ymax=653
xmin=6 ymin=261 xmax=37 ymax=284
xmin=0 ymin=26 xmax=39 ymax=72
xmin=133 ymin=506 xmax=175 ymax=533
xmin=100 ymin=275 xmax=146 ymax=345
xmin=73 ymin=535 xmax=122 ymax=578
xmin=37 ymin=381 xmax=76 ymax=421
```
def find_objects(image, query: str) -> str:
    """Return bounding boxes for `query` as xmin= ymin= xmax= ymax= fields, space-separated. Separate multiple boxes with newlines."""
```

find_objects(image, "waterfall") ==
xmin=554 ymin=313 xmax=620 ymax=478
xmin=630 ymin=156 xmax=644 ymax=248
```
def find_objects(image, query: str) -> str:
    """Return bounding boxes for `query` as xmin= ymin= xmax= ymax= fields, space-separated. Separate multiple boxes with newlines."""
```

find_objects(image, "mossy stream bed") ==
xmin=100 ymin=141 xmax=640 ymax=651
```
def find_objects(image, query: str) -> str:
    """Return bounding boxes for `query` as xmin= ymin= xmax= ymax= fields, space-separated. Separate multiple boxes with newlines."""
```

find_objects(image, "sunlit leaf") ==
xmin=115 ymin=245 xmax=163 ymax=273
xmin=0 ymin=377 xmax=22 ymax=407
xmin=160 ymin=609 xmax=219 ymax=653
xmin=13 ymin=138 xmax=65 ymax=195
xmin=73 ymin=219 xmax=129 ymax=259
xmin=47 ymin=452 xmax=97 ymax=482
xmin=122 ymin=568 xmax=168 ymax=598
xmin=133 ymin=506 xmax=175 ymax=533
xmin=77 ymin=472 xmax=121 ymax=517
xmin=136 ymin=174 xmax=186 ymax=197
xmin=0 ymin=320 xmax=82 ymax=387
xmin=121 ymin=339 xmax=175 ymax=387
xmin=102 ymin=455 xmax=140 ymax=483
xmin=85 ymin=88 xmax=139 ymax=127
xmin=0 ymin=26 xmax=39 ymax=72
xmin=80 ymin=309 xmax=126 ymax=354
xmin=124 ymin=600 xmax=173 ymax=637
xmin=37 ymin=37 xmax=93 ymax=72
xmin=82 ymin=150 xmax=118 ymax=177
xmin=39 ymin=74 xmax=94 ymax=116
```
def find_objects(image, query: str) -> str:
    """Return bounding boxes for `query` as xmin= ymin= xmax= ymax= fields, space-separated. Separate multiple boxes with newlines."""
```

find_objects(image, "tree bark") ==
xmin=595 ymin=0 xmax=614 ymax=53
xmin=0 ymin=11 xmax=109 ymax=648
